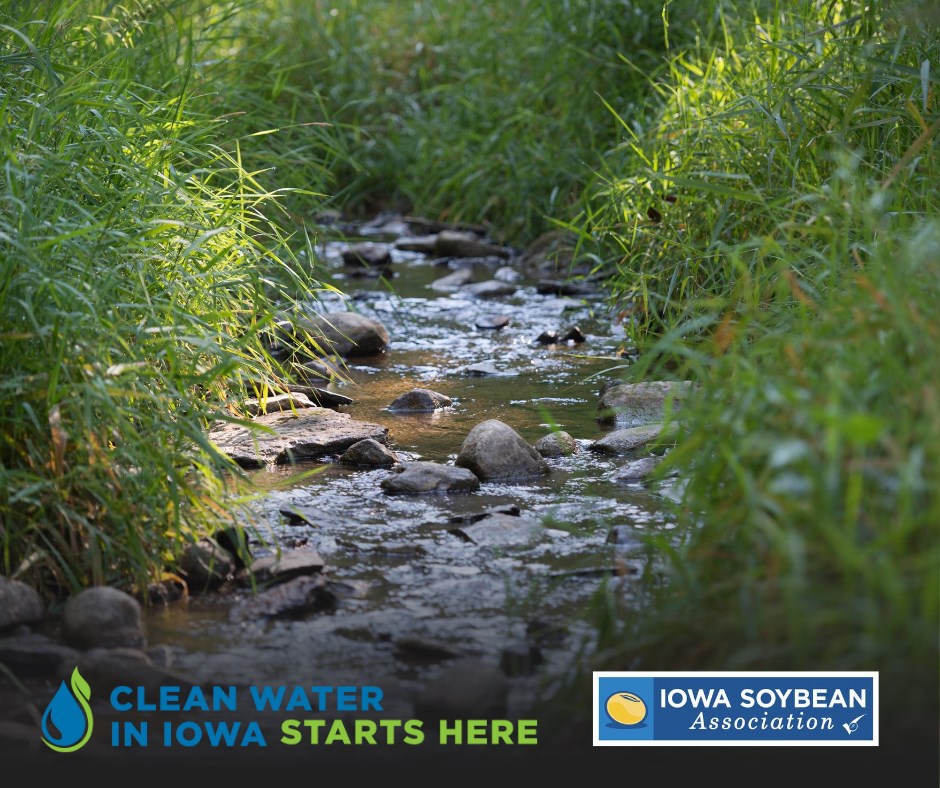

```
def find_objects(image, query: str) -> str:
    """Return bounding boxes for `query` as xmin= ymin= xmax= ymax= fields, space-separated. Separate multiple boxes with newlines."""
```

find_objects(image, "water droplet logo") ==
xmin=41 ymin=667 xmax=93 ymax=752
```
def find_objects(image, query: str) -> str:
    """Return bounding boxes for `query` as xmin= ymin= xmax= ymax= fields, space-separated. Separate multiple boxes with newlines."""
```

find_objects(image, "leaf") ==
xmin=71 ymin=667 xmax=91 ymax=702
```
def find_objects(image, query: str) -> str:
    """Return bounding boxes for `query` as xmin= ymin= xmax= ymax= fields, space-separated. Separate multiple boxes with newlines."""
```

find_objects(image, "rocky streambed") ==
xmin=0 ymin=214 xmax=691 ymax=750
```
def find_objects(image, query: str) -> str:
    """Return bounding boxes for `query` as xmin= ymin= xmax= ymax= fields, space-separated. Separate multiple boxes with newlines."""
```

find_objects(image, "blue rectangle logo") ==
xmin=593 ymin=671 xmax=878 ymax=746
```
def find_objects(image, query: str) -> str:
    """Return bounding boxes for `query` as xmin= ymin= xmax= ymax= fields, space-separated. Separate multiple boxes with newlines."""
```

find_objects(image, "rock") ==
xmin=250 ymin=547 xmax=325 ymax=583
xmin=516 ymin=230 xmax=576 ymax=277
xmin=380 ymin=462 xmax=480 ymax=495
xmin=213 ymin=526 xmax=252 ymax=569
xmin=589 ymin=424 xmax=664 ymax=456
xmin=60 ymin=587 xmax=146 ymax=650
xmin=0 ymin=633 xmax=81 ymax=679
xmin=147 ymin=573 xmax=188 ymax=606
xmin=0 ymin=577 xmax=43 ymax=631
xmin=325 ymin=579 xmax=371 ymax=601
xmin=341 ymin=242 xmax=392 ymax=267
xmin=387 ymin=388 xmax=453 ymax=412
xmin=284 ymin=384 xmax=354 ymax=408
xmin=229 ymin=575 xmax=336 ymax=622
xmin=596 ymin=381 xmax=691 ymax=427
xmin=607 ymin=525 xmax=644 ymax=546
xmin=242 ymin=392 xmax=314 ymax=416
xmin=449 ymin=513 xmax=542 ymax=547
xmin=533 ymin=431 xmax=581 ymax=458
xmin=394 ymin=637 xmax=462 ymax=664
xmin=460 ymin=280 xmax=518 ymax=299
xmin=536 ymin=279 xmax=596 ymax=296
xmin=178 ymin=538 xmax=236 ymax=592
xmin=560 ymin=325 xmax=586 ymax=343
xmin=493 ymin=266 xmax=522 ymax=283
xmin=462 ymin=362 xmax=499 ymax=376
xmin=434 ymin=230 xmax=510 ymax=259
xmin=499 ymin=642 xmax=543 ymax=677
xmin=429 ymin=268 xmax=474 ymax=291
xmin=208 ymin=407 xmax=388 ymax=467
xmin=535 ymin=330 xmax=559 ymax=344
xmin=612 ymin=456 xmax=668 ymax=483
xmin=455 ymin=419 xmax=549 ymax=481
xmin=414 ymin=658 xmax=508 ymax=719
xmin=474 ymin=314 xmax=510 ymax=330
xmin=340 ymin=437 xmax=399 ymax=466
xmin=395 ymin=235 xmax=438 ymax=254
xmin=294 ymin=311 xmax=389 ymax=357
xmin=73 ymin=648 xmax=194 ymax=696
xmin=278 ymin=505 xmax=332 ymax=527
xmin=446 ymin=504 xmax=521 ymax=525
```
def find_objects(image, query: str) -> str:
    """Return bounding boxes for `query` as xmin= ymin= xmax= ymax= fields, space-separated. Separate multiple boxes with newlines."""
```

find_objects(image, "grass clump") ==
xmin=0 ymin=1 xmax=329 ymax=597
xmin=576 ymin=0 xmax=938 ymax=718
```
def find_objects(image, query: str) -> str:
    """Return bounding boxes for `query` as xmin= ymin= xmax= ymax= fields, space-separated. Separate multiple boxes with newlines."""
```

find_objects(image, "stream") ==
xmin=109 ymin=218 xmax=680 ymax=721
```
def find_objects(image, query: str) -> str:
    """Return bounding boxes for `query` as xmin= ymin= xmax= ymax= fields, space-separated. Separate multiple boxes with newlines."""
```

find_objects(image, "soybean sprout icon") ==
xmin=605 ymin=691 xmax=648 ymax=726
xmin=41 ymin=667 xmax=94 ymax=752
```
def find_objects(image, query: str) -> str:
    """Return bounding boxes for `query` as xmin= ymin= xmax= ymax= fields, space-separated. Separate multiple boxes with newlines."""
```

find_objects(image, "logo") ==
xmin=594 ymin=671 xmax=878 ymax=746
xmin=41 ymin=667 xmax=94 ymax=752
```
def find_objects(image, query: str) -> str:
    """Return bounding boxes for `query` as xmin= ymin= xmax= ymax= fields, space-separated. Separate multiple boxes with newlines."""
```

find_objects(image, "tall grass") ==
xmin=573 ymin=0 xmax=939 ymax=726
xmin=229 ymin=0 xmax=711 ymax=242
xmin=0 ymin=0 xmax=330 ymax=596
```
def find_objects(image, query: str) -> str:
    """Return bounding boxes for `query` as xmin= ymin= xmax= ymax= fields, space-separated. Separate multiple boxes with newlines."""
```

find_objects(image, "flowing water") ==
xmin=142 ymin=220 xmax=682 ymax=714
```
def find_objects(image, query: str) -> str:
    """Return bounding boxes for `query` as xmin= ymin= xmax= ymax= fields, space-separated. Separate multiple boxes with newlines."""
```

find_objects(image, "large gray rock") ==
xmin=0 ymin=577 xmax=43 ymax=630
xmin=72 ymin=648 xmax=194 ymax=697
xmin=434 ymin=231 xmax=509 ymax=259
xmin=340 ymin=437 xmax=399 ymax=466
xmin=395 ymin=235 xmax=438 ymax=254
xmin=455 ymin=420 xmax=549 ymax=481
xmin=294 ymin=311 xmax=390 ymax=357
xmin=209 ymin=407 xmax=389 ymax=468
xmin=341 ymin=242 xmax=391 ymax=268
xmin=387 ymin=388 xmax=452 ymax=412
xmin=60 ymin=587 xmax=146 ymax=650
xmin=533 ymin=431 xmax=581 ymax=458
xmin=178 ymin=537 xmax=236 ymax=592
xmin=414 ymin=658 xmax=509 ymax=719
xmin=596 ymin=381 xmax=691 ymax=427
xmin=588 ymin=424 xmax=664 ymax=456
xmin=380 ymin=462 xmax=480 ymax=495
xmin=449 ymin=513 xmax=542 ymax=547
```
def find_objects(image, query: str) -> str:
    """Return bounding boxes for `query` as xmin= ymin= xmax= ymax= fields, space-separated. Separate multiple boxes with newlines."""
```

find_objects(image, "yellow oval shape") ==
xmin=605 ymin=691 xmax=647 ymax=726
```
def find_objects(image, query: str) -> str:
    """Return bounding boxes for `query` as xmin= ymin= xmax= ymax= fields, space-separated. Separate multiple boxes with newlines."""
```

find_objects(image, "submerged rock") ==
xmin=533 ymin=431 xmax=581 ymax=458
xmin=596 ymin=381 xmax=691 ymax=427
xmin=449 ymin=513 xmax=542 ymax=547
xmin=474 ymin=315 xmax=510 ymax=330
xmin=461 ymin=361 xmax=500 ymax=376
xmin=208 ymin=407 xmax=388 ymax=467
xmin=395 ymin=234 xmax=438 ymax=254
xmin=380 ymin=462 xmax=480 ymax=495
xmin=249 ymin=547 xmax=325 ymax=583
xmin=387 ymin=388 xmax=453 ymax=412
xmin=61 ymin=587 xmax=146 ymax=650
xmin=560 ymin=325 xmax=586 ymax=343
xmin=229 ymin=575 xmax=336 ymax=622
xmin=455 ymin=419 xmax=549 ymax=481
xmin=612 ymin=456 xmax=673 ymax=483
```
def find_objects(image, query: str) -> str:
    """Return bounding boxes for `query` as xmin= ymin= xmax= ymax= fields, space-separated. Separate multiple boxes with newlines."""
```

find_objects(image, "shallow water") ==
xmin=143 ymin=224 xmax=681 ymax=713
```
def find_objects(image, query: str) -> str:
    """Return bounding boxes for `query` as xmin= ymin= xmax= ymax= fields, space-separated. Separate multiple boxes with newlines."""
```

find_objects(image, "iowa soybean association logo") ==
xmin=593 ymin=671 xmax=878 ymax=746
xmin=41 ymin=667 xmax=94 ymax=752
